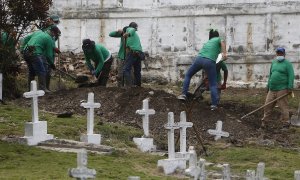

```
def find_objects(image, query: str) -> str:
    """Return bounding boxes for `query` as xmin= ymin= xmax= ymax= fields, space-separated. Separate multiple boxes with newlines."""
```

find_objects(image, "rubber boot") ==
xmin=38 ymin=75 xmax=51 ymax=93
xmin=27 ymin=75 xmax=35 ymax=91
xmin=46 ymin=73 xmax=51 ymax=90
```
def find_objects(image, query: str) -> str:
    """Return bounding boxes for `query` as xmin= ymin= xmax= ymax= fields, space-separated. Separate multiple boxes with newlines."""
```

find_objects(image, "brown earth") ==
xmin=14 ymin=85 xmax=299 ymax=154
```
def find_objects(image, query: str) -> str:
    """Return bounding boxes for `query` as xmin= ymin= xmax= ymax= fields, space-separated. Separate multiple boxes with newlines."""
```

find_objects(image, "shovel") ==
xmin=290 ymin=102 xmax=300 ymax=126
xmin=241 ymin=92 xmax=292 ymax=119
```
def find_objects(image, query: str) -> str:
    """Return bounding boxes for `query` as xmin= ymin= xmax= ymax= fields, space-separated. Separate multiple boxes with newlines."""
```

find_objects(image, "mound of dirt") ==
xmin=15 ymin=86 xmax=297 ymax=151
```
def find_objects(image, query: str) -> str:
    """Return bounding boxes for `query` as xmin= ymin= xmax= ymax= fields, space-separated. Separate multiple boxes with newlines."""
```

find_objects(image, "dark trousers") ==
xmin=123 ymin=52 xmax=142 ymax=87
xmin=26 ymin=55 xmax=48 ymax=90
xmin=95 ymin=56 xmax=113 ymax=86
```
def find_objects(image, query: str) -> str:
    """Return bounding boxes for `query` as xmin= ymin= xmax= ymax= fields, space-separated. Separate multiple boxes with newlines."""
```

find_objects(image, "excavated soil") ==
xmin=14 ymin=86 xmax=298 ymax=152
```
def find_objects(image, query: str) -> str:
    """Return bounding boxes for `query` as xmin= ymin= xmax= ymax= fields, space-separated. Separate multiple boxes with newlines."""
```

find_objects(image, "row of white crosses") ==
xmin=157 ymin=112 xmax=194 ymax=174
xmin=22 ymin=81 xmax=101 ymax=146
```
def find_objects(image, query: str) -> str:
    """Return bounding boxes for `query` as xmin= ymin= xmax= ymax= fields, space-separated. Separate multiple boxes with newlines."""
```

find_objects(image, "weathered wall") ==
xmin=50 ymin=0 xmax=300 ymax=87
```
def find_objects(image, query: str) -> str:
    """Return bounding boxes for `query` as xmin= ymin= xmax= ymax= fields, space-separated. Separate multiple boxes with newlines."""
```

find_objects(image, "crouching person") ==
xmin=82 ymin=39 xmax=113 ymax=86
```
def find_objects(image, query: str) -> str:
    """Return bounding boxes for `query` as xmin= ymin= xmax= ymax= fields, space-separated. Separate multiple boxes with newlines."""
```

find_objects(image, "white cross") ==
xmin=81 ymin=93 xmax=101 ymax=135
xmin=256 ymin=162 xmax=265 ymax=180
xmin=178 ymin=111 xmax=193 ymax=154
xmin=23 ymin=81 xmax=45 ymax=123
xmin=69 ymin=149 xmax=96 ymax=179
xmin=222 ymin=164 xmax=231 ymax=180
xmin=136 ymin=98 xmax=155 ymax=137
xmin=164 ymin=112 xmax=180 ymax=159
xmin=207 ymin=120 xmax=229 ymax=141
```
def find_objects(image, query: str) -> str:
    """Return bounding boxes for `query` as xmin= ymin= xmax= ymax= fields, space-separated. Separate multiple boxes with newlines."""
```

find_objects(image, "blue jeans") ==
xmin=182 ymin=56 xmax=219 ymax=106
xmin=123 ymin=51 xmax=142 ymax=86
xmin=28 ymin=55 xmax=48 ymax=77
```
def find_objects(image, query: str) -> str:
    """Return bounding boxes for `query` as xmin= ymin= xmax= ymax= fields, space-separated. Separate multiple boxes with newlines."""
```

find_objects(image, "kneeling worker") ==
xmin=82 ymin=39 xmax=113 ymax=86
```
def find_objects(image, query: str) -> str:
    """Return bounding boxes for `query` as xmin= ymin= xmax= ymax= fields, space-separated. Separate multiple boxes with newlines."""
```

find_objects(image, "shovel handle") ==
xmin=241 ymin=92 xmax=291 ymax=119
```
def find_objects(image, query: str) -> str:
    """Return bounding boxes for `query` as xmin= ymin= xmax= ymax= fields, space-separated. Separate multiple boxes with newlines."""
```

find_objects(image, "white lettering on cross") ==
xmin=136 ymin=98 xmax=155 ymax=137
xmin=207 ymin=120 xmax=229 ymax=141
xmin=164 ymin=112 xmax=180 ymax=159
xmin=23 ymin=81 xmax=45 ymax=123
xmin=81 ymin=93 xmax=101 ymax=135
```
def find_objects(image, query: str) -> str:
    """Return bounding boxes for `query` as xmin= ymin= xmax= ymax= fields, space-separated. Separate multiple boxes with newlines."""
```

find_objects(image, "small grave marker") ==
xmin=136 ymin=98 xmax=155 ymax=137
xmin=223 ymin=164 xmax=231 ymax=180
xmin=295 ymin=170 xmax=300 ymax=180
xmin=185 ymin=146 xmax=201 ymax=180
xmin=80 ymin=92 xmax=101 ymax=145
xmin=69 ymin=149 xmax=96 ymax=179
xmin=207 ymin=120 xmax=229 ymax=140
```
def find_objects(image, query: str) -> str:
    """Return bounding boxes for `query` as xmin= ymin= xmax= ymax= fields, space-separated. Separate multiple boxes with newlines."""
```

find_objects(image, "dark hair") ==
xmin=82 ymin=39 xmax=95 ymax=51
xmin=209 ymin=29 xmax=219 ymax=40
xmin=129 ymin=22 xmax=138 ymax=29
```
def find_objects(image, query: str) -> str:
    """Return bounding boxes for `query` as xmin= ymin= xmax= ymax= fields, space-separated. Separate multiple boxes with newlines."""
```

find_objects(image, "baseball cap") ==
xmin=276 ymin=47 xmax=285 ymax=54
xmin=50 ymin=14 xmax=60 ymax=23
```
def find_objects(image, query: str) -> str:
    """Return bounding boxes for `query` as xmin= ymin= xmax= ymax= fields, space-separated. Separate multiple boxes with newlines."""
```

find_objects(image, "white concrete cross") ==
xmin=0 ymin=73 xmax=2 ymax=101
xmin=246 ymin=170 xmax=255 ymax=180
xmin=164 ymin=112 xmax=180 ymax=159
xmin=185 ymin=146 xmax=202 ymax=180
xmin=69 ymin=149 xmax=96 ymax=179
xmin=295 ymin=170 xmax=300 ymax=180
xmin=223 ymin=164 xmax=231 ymax=180
xmin=136 ymin=98 xmax=155 ymax=137
xmin=207 ymin=120 xmax=229 ymax=140
xmin=81 ymin=93 xmax=101 ymax=135
xmin=256 ymin=162 xmax=265 ymax=180
xmin=23 ymin=81 xmax=45 ymax=123
xmin=178 ymin=111 xmax=193 ymax=154
xmin=198 ymin=158 xmax=206 ymax=180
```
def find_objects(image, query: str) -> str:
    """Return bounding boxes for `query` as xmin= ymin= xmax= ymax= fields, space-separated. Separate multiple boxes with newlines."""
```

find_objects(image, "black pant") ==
xmin=96 ymin=56 xmax=113 ymax=86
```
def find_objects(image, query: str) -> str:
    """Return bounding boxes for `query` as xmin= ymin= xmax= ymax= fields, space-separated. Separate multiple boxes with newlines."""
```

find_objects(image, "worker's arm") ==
xmin=94 ymin=50 xmax=105 ymax=75
xmin=221 ymin=40 xmax=227 ymax=60
xmin=45 ymin=36 xmax=55 ymax=66
xmin=123 ymin=27 xmax=136 ymax=38
xmin=287 ymin=62 xmax=295 ymax=90
xmin=84 ymin=54 xmax=94 ymax=72
xmin=109 ymin=30 xmax=123 ymax=38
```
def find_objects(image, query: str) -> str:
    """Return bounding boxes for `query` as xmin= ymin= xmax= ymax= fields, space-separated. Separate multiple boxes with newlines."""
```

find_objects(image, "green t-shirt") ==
xmin=199 ymin=37 xmax=221 ymax=61
xmin=216 ymin=61 xmax=228 ymax=83
xmin=125 ymin=27 xmax=142 ymax=52
xmin=26 ymin=31 xmax=55 ymax=64
xmin=267 ymin=59 xmax=294 ymax=91
xmin=84 ymin=44 xmax=110 ymax=74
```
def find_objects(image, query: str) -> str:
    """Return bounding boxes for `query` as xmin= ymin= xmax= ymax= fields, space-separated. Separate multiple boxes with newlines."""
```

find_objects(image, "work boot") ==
xmin=210 ymin=105 xmax=218 ymax=111
xmin=46 ymin=74 xmax=51 ymax=90
xmin=38 ymin=75 xmax=51 ymax=93
xmin=177 ymin=94 xmax=187 ymax=101
xmin=27 ymin=75 xmax=35 ymax=91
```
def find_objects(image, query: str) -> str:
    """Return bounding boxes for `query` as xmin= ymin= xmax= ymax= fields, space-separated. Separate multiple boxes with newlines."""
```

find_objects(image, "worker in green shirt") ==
xmin=82 ymin=39 xmax=113 ymax=86
xmin=109 ymin=26 xmax=128 ymax=87
xmin=122 ymin=22 xmax=145 ymax=87
xmin=24 ymin=26 xmax=60 ymax=92
xmin=178 ymin=29 xmax=227 ymax=111
xmin=261 ymin=47 xmax=294 ymax=129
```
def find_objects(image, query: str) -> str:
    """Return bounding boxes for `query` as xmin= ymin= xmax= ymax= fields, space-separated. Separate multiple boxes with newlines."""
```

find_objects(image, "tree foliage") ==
xmin=0 ymin=0 xmax=52 ymax=99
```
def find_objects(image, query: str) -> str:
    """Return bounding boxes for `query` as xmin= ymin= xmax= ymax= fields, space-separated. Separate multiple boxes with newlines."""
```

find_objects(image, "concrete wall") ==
xmin=50 ymin=0 xmax=300 ymax=88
